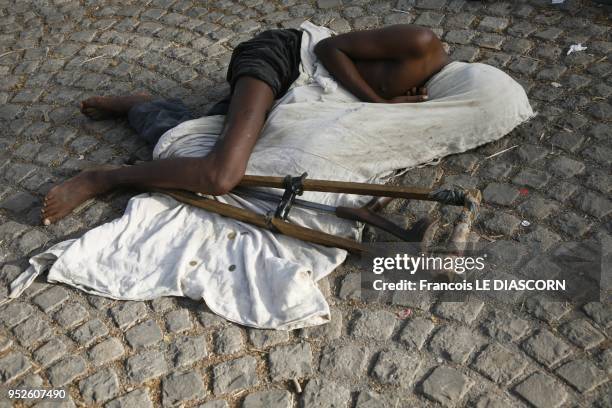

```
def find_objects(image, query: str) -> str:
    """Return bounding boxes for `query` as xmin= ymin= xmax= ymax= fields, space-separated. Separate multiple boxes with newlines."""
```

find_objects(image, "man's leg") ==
xmin=80 ymin=93 xmax=154 ymax=120
xmin=42 ymin=77 xmax=275 ymax=225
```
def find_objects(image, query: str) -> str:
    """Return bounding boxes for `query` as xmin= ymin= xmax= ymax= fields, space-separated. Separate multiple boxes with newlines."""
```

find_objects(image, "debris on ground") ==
xmin=567 ymin=44 xmax=587 ymax=55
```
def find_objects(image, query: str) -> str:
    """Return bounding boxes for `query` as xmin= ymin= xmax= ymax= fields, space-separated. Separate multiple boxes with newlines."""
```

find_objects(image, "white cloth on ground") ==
xmin=7 ymin=22 xmax=535 ymax=330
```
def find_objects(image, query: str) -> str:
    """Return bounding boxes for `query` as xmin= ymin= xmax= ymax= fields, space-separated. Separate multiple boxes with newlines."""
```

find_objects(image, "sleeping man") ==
xmin=16 ymin=21 xmax=533 ymax=329
xmin=41 ymin=24 xmax=451 ymax=225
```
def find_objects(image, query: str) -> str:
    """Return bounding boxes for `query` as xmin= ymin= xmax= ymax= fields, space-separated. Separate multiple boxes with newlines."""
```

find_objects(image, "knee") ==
xmin=199 ymin=157 xmax=244 ymax=196
xmin=209 ymin=171 xmax=242 ymax=196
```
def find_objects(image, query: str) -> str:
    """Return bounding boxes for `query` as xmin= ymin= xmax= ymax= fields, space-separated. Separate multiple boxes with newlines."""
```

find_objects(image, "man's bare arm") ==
xmin=313 ymin=25 xmax=441 ymax=103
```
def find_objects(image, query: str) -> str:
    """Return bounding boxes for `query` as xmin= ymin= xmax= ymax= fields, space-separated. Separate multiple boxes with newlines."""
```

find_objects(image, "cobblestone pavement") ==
xmin=0 ymin=0 xmax=611 ymax=407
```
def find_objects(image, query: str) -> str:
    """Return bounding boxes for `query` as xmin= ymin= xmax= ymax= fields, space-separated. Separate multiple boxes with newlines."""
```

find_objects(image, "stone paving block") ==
xmin=71 ymin=318 xmax=109 ymax=347
xmin=559 ymin=318 xmax=605 ymax=350
xmin=422 ymin=366 xmax=472 ymax=407
xmin=414 ymin=12 xmax=444 ymax=27
xmin=33 ymin=338 xmax=68 ymax=367
xmin=480 ymin=310 xmax=530 ymax=342
xmin=32 ymin=286 xmax=70 ymax=313
xmin=508 ymin=21 xmax=537 ymax=38
xmin=214 ymin=326 xmax=244 ymax=355
xmin=446 ymin=153 xmax=480 ymax=172
xmin=198 ymin=401 xmax=229 ymax=408
xmin=549 ymin=156 xmax=585 ymax=179
xmin=515 ymin=144 xmax=548 ymax=163
xmin=169 ymin=334 xmax=208 ymax=367
xmin=372 ymin=350 xmax=420 ymax=386
xmin=22 ymin=282 xmax=51 ymax=299
xmin=482 ymin=211 xmax=521 ymax=236
xmin=0 ymin=301 xmax=35 ymax=328
xmin=17 ymin=230 xmax=50 ymax=254
xmin=197 ymin=310 xmax=228 ymax=329
xmin=319 ymin=343 xmax=369 ymax=380
xmin=521 ymin=255 xmax=562 ymax=281
xmin=509 ymin=57 xmax=538 ymax=75
xmin=473 ymin=394 xmax=514 ymax=408
xmin=300 ymin=308 xmax=342 ymax=341
xmin=573 ymin=191 xmax=612 ymax=219
xmin=0 ymin=352 xmax=31 ymax=382
xmin=125 ymin=319 xmax=163 ymax=349
xmin=484 ymin=240 xmax=530 ymax=270
xmin=514 ymin=372 xmax=567 ymax=408
xmin=534 ymin=27 xmax=563 ymax=41
xmin=0 ymin=221 xmax=28 ymax=242
xmin=242 ymin=389 xmax=292 ymax=408
xmin=106 ymin=388 xmax=153 ymax=408
xmin=354 ymin=390 xmax=398 ymax=408
xmin=483 ymin=183 xmax=519 ymax=206
xmin=416 ymin=0 xmax=447 ymax=9
xmin=522 ymin=329 xmax=573 ymax=368
xmin=556 ymin=359 xmax=607 ymax=393
xmin=478 ymin=16 xmax=509 ymax=32
xmin=353 ymin=16 xmax=379 ymax=30
xmin=483 ymin=52 xmax=512 ymax=68
xmin=317 ymin=0 xmax=341 ymax=9
xmin=512 ymin=168 xmax=551 ymax=189
xmin=79 ymin=367 xmax=120 ymax=404
xmin=338 ymin=272 xmax=361 ymax=300
xmin=472 ymin=343 xmax=528 ymax=385
xmin=585 ymin=171 xmax=611 ymax=195
xmin=47 ymin=355 xmax=87 ymax=387
xmin=110 ymin=301 xmax=148 ymax=329
xmin=587 ymin=102 xmax=612 ymax=120
xmin=546 ymin=181 xmax=578 ymax=202
xmin=269 ymin=342 xmax=312 ymax=381
xmin=548 ymin=131 xmax=585 ymax=154
xmin=53 ymin=302 xmax=89 ymax=328
xmin=212 ymin=356 xmax=258 ymax=395
xmin=150 ymin=297 xmax=175 ymax=313
xmin=0 ymin=191 xmax=39 ymax=213
xmin=429 ymin=325 xmax=484 ymax=364
xmin=88 ymin=337 xmax=125 ymax=366
xmin=518 ymin=226 xmax=561 ymax=251
xmin=524 ymin=298 xmax=570 ymax=323
xmin=350 ymin=309 xmax=396 ymax=340
xmin=398 ymin=316 xmax=435 ymax=350
xmin=248 ymin=328 xmax=290 ymax=348
xmin=434 ymin=297 xmax=484 ymax=324
xmin=12 ymin=314 xmax=53 ymax=347
xmin=583 ymin=302 xmax=612 ymax=329
xmin=301 ymin=378 xmax=350 ymax=408
xmin=518 ymin=197 xmax=559 ymax=220
xmin=451 ymin=45 xmax=479 ymax=62
xmin=162 ymin=370 xmax=206 ymax=406
xmin=126 ymin=350 xmax=169 ymax=384
xmin=165 ymin=309 xmax=192 ymax=333
xmin=445 ymin=29 xmax=476 ymax=45
xmin=503 ymin=38 xmax=533 ymax=55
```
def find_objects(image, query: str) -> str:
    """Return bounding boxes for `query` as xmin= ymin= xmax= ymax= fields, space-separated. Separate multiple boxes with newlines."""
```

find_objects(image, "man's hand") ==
xmin=386 ymin=87 xmax=428 ymax=104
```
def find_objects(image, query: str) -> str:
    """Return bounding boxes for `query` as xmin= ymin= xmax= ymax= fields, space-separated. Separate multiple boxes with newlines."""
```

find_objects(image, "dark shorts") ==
xmin=128 ymin=28 xmax=303 ymax=145
xmin=207 ymin=28 xmax=303 ymax=116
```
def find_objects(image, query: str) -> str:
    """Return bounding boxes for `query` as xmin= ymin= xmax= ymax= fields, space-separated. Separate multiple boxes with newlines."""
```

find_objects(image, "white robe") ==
xmin=7 ymin=22 xmax=534 ymax=330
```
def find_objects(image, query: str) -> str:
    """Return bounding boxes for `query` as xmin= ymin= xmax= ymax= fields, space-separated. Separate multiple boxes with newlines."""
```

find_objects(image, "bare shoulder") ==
xmin=315 ymin=24 xmax=446 ymax=61
xmin=381 ymin=24 xmax=443 ymax=51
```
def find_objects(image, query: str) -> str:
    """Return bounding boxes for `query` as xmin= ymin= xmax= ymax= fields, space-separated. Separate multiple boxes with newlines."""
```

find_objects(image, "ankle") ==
xmin=87 ymin=169 xmax=115 ymax=193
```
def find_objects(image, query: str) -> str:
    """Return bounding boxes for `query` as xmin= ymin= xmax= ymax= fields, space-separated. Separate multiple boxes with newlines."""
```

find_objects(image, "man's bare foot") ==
xmin=80 ymin=93 xmax=153 ymax=120
xmin=41 ymin=165 xmax=123 ymax=225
